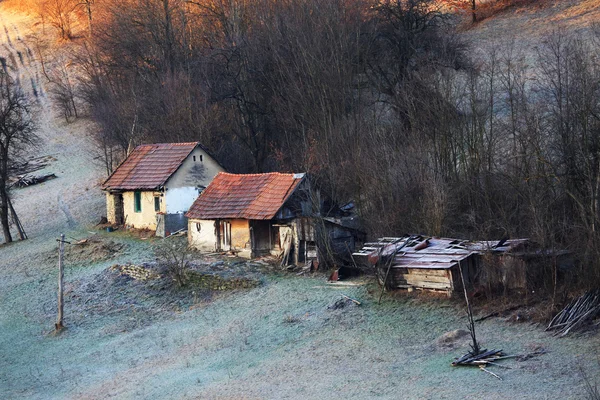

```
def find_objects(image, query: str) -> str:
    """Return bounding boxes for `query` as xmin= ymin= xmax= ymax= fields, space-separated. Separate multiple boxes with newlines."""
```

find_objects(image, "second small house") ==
xmin=102 ymin=142 xmax=224 ymax=236
xmin=186 ymin=172 xmax=312 ymax=262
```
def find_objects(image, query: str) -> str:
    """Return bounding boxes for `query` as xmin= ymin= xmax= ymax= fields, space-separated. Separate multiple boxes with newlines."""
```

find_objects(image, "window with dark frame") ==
xmin=154 ymin=196 xmax=160 ymax=212
xmin=134 ymin=191 xmax=142 ymax=213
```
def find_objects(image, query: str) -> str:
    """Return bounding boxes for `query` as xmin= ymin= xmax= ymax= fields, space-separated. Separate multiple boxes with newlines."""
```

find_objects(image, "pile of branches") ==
xmin=12 ymin=173 xmax=57 ymax=188
xmin=546 ymin=289 xmax=600 ymax=337
xmin=452 ymin=349 xmax=507 ymax=379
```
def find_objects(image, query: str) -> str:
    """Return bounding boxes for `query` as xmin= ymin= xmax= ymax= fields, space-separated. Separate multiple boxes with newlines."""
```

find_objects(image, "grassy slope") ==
xmin=1 ymin=2 xmax=599 ymax=399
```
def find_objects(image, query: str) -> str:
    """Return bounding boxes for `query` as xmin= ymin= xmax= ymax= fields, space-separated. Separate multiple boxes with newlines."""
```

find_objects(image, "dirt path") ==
xmin=0 ymin=6 xmax=104 ymax=242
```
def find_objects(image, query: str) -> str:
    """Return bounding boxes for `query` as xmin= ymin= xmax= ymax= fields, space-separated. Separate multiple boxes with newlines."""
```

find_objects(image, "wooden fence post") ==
xmin=55 ymin=234 xmax=65 ymax=331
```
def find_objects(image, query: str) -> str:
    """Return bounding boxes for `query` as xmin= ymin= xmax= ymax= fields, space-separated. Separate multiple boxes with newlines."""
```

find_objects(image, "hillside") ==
xmin=1 ymin=1 xmax=600 ymax=399
xmin=0 ymin=7 xmax=104 ymax=243
xmin=462 ymin=0 xmax=600 ymax=56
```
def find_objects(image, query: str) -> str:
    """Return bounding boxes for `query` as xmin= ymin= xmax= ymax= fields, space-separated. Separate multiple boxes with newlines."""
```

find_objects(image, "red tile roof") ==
xmin=102 ymin=142 xmax=199 ymax=190
xmin=186 ymin=172 xmax=305 ymax=220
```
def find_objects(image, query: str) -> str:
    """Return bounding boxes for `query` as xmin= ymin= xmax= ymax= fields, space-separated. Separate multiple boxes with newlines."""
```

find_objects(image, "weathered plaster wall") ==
xmin=165 ymin=147 xmax=224 ymax=213
xmin=165 ymin=187 xmax=199 ymax=214
xmin=123 ymin=191 xmax=162 ymax=230
xmin=231 ymin=219 xmax=250 ymax=250
xmin=106 ymin=193 xmax=117 ymax=224
xmin=188 ymin=219 xmax=217 ymax=252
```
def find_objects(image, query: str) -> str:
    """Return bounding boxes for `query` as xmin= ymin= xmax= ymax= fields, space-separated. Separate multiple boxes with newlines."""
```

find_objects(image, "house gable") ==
xmin=164 ymin=146 xmax=225 ymax=213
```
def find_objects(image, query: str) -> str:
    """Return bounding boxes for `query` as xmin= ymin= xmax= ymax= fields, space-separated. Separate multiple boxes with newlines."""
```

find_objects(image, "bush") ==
xmin=154 ymin=238 xmax=192 ymax=287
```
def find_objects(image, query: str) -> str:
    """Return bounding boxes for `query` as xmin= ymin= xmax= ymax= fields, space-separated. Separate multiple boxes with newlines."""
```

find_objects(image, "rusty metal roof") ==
xmin=353 ymin=235 xmax=530 ymax=270
xmin=185 ymin=172 xmax=305 ymax=220
xmin=102 ymin=142 xmax=199 ymax=190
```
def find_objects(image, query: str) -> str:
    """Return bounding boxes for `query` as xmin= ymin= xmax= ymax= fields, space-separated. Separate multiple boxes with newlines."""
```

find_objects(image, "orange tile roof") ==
xmin=102 ymin=142 xmax=199 ymax=190
xmin=186 ymin=172 xmax=305 ymax=220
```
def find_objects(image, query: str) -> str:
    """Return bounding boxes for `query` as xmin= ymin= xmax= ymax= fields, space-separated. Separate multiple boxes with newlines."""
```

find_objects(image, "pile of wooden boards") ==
xmin=13 ymin=173 xmax=56 ymax=188
xmin=546 ymin=289 xmax=600 ymax=336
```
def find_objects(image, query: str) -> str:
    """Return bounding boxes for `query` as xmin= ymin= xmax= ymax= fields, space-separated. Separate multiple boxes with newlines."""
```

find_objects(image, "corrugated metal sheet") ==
xmin=185 ymin=172 xmax=305 ymax=220
xmin=102 ymin=142 xmax=199 ymax=191
xmin=353 ymin=236 xmax=527 ymax=270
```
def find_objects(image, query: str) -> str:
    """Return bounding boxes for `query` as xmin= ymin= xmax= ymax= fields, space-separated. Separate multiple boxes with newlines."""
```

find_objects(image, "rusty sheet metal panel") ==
xmin=102 ymin=142 xmax=198 ymax=190
xmin=186 ymin=172 xmax=304 ymax=220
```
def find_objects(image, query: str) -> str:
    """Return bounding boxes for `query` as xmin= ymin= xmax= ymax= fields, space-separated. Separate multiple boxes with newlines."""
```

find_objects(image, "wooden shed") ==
xmin=354 ymin=236 xmax=571 ymax=295
xmin=354 ymin=236 xmax=478 ymax=296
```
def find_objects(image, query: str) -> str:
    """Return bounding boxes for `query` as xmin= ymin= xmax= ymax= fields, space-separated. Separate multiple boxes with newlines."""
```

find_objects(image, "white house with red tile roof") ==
xmin=101 ymin=142 xmax=224 ymax=235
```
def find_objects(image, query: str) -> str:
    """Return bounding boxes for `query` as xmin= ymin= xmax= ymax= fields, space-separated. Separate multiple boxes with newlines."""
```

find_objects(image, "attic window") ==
xmin=193 ymin=156 xmax=196 ymax=162
xmin=200 ymin=155 xmax=203 ymax=162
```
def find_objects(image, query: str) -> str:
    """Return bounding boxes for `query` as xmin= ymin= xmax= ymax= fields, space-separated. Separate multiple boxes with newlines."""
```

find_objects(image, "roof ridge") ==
xmin=136 ymin=141 xmax=199 ymax=148
xmin=217 ymin=171 xmax=303 ymax=177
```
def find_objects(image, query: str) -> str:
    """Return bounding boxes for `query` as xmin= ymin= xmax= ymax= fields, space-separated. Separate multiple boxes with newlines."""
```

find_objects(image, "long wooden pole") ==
xmin=458 ymin=260 xmax=480 ymax=355
xmin=55 ymin=234 xmax=65 ymax=331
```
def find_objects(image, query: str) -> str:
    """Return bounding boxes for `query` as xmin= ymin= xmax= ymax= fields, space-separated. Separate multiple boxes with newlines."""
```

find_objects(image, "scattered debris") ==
xmin=328 ymin=269 xmax=339 ymax=282
xmin=12 ymin=173 xmax=56 ymax=188
xmin=475 ymin=303 xmax=529 ymax=322
xmin=452 ymin=348 xmax=547 ymax=380
xmin=452 ymin=348 xmax=506 ymax=367
xmin=341 ymin=293 xmax=361 ymax=305
xmin=328 ymin=295 xmax=360 ymax=310
xmin=546 ymin=289 xmax=600 ymax=336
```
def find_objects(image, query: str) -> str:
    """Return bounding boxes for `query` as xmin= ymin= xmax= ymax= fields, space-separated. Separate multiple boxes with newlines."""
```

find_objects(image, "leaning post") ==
xmin=55 ymin=233 xmax=65 ymax=331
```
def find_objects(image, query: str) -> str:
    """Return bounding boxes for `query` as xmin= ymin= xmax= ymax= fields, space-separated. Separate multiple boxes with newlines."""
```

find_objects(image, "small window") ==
xmin=200 ymin=155 xmax=203 ymax=162
xmin=193 ymin=156 xmax=196 ymax=162
xmin=134 ymin=191 xmax=142 ymax=213
xmin=154 ymin=196 xmax=160 ymax=212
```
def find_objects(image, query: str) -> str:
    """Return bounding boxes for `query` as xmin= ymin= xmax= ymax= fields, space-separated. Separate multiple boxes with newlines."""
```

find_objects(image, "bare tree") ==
xmin=0 ymin=70 xmax=37 ymax=244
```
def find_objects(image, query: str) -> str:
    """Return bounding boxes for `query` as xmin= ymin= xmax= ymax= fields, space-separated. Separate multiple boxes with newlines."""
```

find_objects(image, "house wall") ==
xmin=123 ymin=191 xmax=164 ymax=230
xmin=106 ymin=193 xmax=117 ymax=224
xmin=231 ymin=219 xmax=251 ymax=257
xmin=188 ymin=218 xmax=252 ymax=257
xmin=165 ymin=147 xmax=224 ymax=213
xmin=188 ymin=219 xmax=217 ymax=252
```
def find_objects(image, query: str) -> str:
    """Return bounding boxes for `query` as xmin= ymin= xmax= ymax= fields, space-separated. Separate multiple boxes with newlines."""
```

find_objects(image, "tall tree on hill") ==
xmin=0 ymin=70 xmax=37 ymax=244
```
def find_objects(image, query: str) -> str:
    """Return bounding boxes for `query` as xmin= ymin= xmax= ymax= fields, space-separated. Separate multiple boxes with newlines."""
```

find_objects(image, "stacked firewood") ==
xmin=546 ymin=289 xmax=600 ymax=337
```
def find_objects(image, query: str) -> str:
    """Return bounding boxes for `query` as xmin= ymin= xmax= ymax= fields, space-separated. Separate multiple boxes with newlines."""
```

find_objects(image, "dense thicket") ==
xmin=14 ymin=0 xmax=600 ymax=287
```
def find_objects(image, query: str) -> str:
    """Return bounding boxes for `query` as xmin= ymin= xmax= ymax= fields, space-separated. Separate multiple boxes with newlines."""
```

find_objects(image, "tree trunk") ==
xmin=0 ymin=161 xmax=12 ymax=243
xmin=0 ymin=200 xmax=11 ymax=243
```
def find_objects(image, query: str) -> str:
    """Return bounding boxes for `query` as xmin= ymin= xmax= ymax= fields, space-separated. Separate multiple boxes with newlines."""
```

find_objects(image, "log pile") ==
xmin=546 ymin=289 xmax=600 ymax=336
xmin=13 ymin=173 xmax=57 ymax=188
